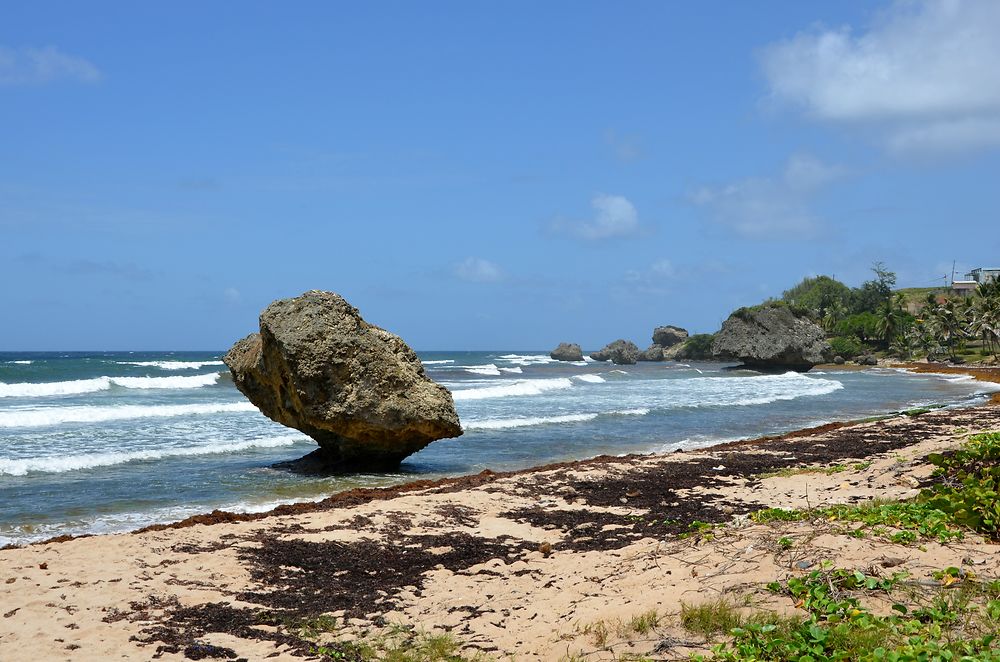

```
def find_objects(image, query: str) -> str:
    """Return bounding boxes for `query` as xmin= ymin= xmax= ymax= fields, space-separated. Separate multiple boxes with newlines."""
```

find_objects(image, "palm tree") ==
xmin=875 ymin=294 xmax=907 ymax=348
xmin=927 ymin=300 xmax=966 ymax=361
xmin=822 ymin=301 xmax=847 ymax=333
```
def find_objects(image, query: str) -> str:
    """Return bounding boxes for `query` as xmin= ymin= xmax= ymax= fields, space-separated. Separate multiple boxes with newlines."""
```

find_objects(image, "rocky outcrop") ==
xmin=550 ymin=342 xmax=584 ymax=362
xmin=652 ymin=325 xmax=689 ymax=348
xmin=711 ymin=306 xmax=832 ymax=372
xmin=856 ymin=355 xmax=877 ymax=366
xmin=223 ymin=290 xmax=462 ymax=471
xmin=590 ymin=339 xmax=640 ymax=365
xmin=637 ymin=344 xmax=664 ymax=362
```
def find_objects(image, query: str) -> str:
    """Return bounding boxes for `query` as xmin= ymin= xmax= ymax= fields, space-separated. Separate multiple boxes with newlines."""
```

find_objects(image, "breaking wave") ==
xmin=450 ymin=377 xmax=574 ymax=401
xmin=0 ymin=435 xmax=302 ymax=476
xmin=0 ymin=402 xmax=258 ymax=428
xmin=462 ymin=364 xmax=501 ymax=376
xmin=0 ymin=373 xmax=221 ymax=398
xmin=119 ymin=360 xmax=225 ymax=370
xmin=463 ymin=408 xmax=649 ymax=430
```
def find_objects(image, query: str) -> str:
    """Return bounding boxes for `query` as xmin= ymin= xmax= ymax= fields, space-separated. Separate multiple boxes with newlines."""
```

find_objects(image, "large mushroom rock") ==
xmin=589 ymin=339 xmax=640 ymax=365
xmin=223 ymin=290 xmax=462 ymax=471
xmin=550 ymin=342 xmax=584 ymax=362
xmin=711 ymin=306 xmax=832 ymax=372
xmin=637 ymin=344 xmax=664 ymax=362
xmin=652 ymin=325 xmax=689 ymax=347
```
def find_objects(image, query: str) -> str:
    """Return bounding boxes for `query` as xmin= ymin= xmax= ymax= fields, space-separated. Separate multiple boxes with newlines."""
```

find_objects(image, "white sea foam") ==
xmin=613 ymin=408 xmax=650 ymax=416
xmin=4 ymin=360 xmax=33 ymax=365
xmin=463 ymin=413 xmax=598 ymax=430
xmin=500 ymin=367 xmax=523 ymax=374
xmin=463 ymin=364 xmax=501 ymax=376
xmin=684 ymin=372 xmax=843 ymax=408
xmin=0 ymin=372 xmax=221 ymax=398
xmin=0 ymin=435 xmax=302 ymax=476
xmin=119 ymin=360 xmax=224 ymax=370
xmin=497 ymin=354 xmax=556 ymax=366
xmin=0 ymin=377 xmax=112 ymax=398
xmin=110 ymin=373 xmax=220 ymax=389
xmin=0 ymin=402 xmax=259 ymax=428
xmin=450 ymin=377 xmax=574 ymax=401
xmin=421 ymin=360 xmax=455 ymax=365
xmin=463 ymin=407 xmax=649 ymax=431
xmin=573 ymin=374 xmax=606 ymax=383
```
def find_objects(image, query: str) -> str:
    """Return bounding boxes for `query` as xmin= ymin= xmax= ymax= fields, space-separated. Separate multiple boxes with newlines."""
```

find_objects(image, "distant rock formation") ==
xmin=590 ymin=339 xmax=640 ymax=365
xmin=550 ymin=342 xmax=584 ymax=362
xmin=637 ymin=344 xmax=664 ymax=362
xmin=711 ymin=306 xmax=832 ymax=372
xmin=856 ymin=355 xmax=877 ymax=366
xmin=638 ymin=325 xmax=690 ymax=361
xmin=652 ymin=325 xmax=689 ymax=348
xmin=223 ymin=290 xmax=462 ymax=471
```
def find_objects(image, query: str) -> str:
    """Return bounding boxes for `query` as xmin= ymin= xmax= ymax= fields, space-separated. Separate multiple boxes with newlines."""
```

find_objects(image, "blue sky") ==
xmin=3 ymin=1 xmax=999 ymax=350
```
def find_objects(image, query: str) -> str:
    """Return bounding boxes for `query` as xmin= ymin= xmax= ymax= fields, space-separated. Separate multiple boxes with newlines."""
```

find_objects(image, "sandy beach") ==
xmin=2 ymin=365 xmax=1000 ymax=661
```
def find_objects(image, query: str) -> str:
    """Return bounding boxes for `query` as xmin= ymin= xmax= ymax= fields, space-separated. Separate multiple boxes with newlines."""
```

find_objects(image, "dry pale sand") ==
xmin=2 ymin=396 xmax=1000 ymax=661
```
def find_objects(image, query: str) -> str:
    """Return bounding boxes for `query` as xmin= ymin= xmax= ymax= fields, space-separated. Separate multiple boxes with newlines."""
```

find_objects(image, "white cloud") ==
xmin=760 ymin=0 xmax=1000 ymax=156
xmin=551 ymin=194 xmax=643 ymax=240
xmin=690 ymin=154 xmax=844 ymax=239
xmin=223 ymin=287 xmax=242 ymax=303
xmin=0 ymin=45 xmax=101 ymax=85
xmin=454 ymin=257 xmax=504 ymax=283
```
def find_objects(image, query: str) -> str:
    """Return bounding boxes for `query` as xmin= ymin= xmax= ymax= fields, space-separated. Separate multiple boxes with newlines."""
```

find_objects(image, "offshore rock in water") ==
xmin=223 ymin=290 xmax=462 ymax=471
xmin=550 ymin=342 xmax=584 ymax=362
xmin=711 ymin=305 xmax=832 ymax=372
xmin=590 ymin=339 xmax=640 ymax=365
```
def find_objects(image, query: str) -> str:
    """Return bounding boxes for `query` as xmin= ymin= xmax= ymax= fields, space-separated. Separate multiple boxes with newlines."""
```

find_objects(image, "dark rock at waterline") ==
xmin=856 ymin=355 xmax=877 ymax=366
xmin=834 ymin=355 xmax=846 ymax=365
xmin=550 ymin=342 xmax=584 ymax=362
xmin=711 ymin=306 xmax=832 ymax=372
xmin=590 ymin=339 xmax=640 ymax=365
xmin=652 ymin=325 xmax=689 ymax=348
xmin=637 ymin=344 xmax=665 ymax=362
xmin=223 ymin=290 xmax=462 ymax=471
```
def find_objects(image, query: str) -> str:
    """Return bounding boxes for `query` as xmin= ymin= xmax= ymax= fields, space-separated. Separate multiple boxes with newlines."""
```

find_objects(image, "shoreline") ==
xmin=7 ymin=362 xmax=1000 ymax=550
xmin=2 ymin=367 xmax=1000 ymax=659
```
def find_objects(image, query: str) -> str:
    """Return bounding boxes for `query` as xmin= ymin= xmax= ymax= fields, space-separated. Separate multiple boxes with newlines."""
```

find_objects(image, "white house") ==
xmin=965 ymin=267 xmax=1000 ymax=285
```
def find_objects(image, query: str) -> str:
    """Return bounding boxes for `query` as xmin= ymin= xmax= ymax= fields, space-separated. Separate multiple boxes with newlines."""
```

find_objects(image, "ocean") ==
xmin=1 ymin=350 xmax=997 ymax=547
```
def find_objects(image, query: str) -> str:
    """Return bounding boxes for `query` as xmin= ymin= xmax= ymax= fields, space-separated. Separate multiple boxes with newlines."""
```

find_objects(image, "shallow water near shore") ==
xmin=1 ymin=350 xmax=997 ymax=546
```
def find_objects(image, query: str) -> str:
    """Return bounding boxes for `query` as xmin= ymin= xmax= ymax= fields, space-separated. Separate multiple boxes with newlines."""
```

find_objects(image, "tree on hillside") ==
xmin=782 ymin=275 xmax=853 ymax=320
xmin=851 ymin=262 xmax=897 ymax=314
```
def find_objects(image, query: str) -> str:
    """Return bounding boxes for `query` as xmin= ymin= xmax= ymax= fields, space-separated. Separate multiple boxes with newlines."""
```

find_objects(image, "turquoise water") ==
xmin=1 ymin=350 xmax=996 ymax=546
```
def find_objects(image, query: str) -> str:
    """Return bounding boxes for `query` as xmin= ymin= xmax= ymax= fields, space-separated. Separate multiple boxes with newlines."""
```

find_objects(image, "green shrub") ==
xmin=829 ymin=336 xmax=864 ymax=359
xmin=678 ymin=334 xmax=715 ymax=360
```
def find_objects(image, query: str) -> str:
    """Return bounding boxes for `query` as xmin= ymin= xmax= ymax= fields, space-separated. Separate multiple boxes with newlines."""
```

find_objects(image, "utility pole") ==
xmin=951 ymin=260 xmax=956 ymax=285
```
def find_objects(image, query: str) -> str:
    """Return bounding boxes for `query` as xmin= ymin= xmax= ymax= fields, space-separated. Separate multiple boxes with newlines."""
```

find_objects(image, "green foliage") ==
xmin=681 ymin=599 xmax=746 ymax=639
xmin=679 ymin=333 xmax=716 ymax=360
xmin=836 ymin=312 xmax=881 ymax=344
xmin=850 ymin=262 xmax=898 ymax=315
xmin=627 ymin=609 xmax=660 ymax=635
xmin=782 ymin=275 xmax=853 ymax=320
xmin=829 ymin=335 xmax=864 ymax=359
xmin=700 ymin=568 xmax=1000 ymax=662
xmin=923 ymin=431 xmax=1000 ymax=540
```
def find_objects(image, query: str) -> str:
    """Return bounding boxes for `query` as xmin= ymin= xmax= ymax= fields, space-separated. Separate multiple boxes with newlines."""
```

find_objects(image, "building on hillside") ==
xmin=965 ymin=267 xmax=1000 ymax=284
xmin=952 ymin=280 xmax=978 ymax=296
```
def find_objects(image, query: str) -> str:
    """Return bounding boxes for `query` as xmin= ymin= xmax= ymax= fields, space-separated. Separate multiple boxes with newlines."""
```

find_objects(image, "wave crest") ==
xmin=450 ymin=377 xmax=573 ymax=401
xmin=0 ymin=435 xmax=302 ymax=476
xmin=0 ymin=402 xmax=258 ymax=428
